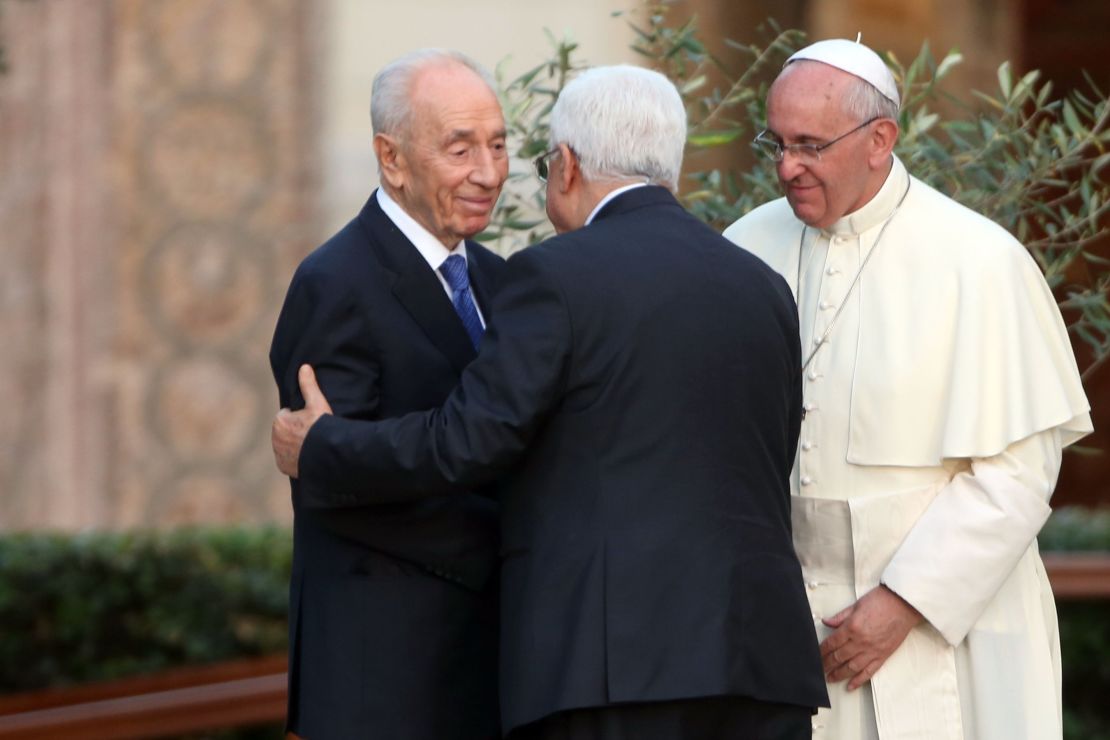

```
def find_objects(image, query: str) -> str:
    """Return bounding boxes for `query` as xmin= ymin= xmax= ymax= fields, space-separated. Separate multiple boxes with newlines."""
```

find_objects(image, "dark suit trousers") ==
xmin=506 ymin=696 xmax=811 ymax=740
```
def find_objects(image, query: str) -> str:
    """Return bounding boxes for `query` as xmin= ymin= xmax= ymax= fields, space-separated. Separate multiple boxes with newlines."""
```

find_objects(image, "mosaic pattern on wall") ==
xmin=0 ymin=0 xmax=321 ymax=529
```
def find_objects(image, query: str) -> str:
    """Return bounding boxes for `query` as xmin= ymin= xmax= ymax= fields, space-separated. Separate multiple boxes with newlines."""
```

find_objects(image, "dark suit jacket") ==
xmin=297 ymin=186 xmax=829 ymax=734
xmin=269 ymin=191 xmax=505 ymax=739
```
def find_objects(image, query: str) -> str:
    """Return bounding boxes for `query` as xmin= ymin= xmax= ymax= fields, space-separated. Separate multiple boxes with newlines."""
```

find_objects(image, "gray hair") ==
xmin=370 ymin=49 xmax=498 ymax=137
xmin=549 ymin=64 xmax=687 ymax=191
xmin=841 ymin=72 xmax=900 ymax=122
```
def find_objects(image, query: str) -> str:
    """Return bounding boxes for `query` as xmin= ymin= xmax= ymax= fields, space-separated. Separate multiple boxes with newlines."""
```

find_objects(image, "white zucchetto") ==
xmin=786 ymin=38 xmax=901 ymax=108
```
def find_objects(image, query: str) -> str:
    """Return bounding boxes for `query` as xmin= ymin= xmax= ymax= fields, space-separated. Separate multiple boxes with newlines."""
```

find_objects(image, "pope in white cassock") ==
xmin=724 ymin=39 xmax=1093 ymax=740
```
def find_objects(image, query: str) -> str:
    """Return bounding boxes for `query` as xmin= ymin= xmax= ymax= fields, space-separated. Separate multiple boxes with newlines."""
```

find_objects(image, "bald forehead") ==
xmin=409 ymin=60 xmax=495 ymax=107
xmin=403 ymin=60 xmax=505 ymax=145
xmin=764 ymin=60 xmax=862 ymax=142
xmin=771 ymin=60 xmax=854 ymax=102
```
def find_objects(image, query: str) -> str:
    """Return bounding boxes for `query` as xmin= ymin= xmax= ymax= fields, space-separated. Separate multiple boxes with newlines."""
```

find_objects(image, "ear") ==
xmin=868 ymin=118 xmax=900 ymax=168
xmin=374 ymin=133 xmax=406 ymax=189
xmin=555 ymin=142 xmax=578 ymax=194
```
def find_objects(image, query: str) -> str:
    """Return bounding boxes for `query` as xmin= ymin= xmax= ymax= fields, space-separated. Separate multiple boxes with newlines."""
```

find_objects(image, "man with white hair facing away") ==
xmin=273 ymin=64 xmax=829 ymax=739
xmin=724 ymin=39 xmax=1091 ymax=739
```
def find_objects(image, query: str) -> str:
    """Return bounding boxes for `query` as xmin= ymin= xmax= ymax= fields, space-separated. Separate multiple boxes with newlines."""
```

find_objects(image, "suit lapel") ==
xmin=358 ymin=195 xmax=477 ymax=375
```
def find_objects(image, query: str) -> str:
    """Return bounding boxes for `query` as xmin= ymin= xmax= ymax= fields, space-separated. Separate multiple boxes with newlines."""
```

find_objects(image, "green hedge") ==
xmin=0 ymin=526 xmax=290 ymax=692
xmin=0 ymin=512 xmax=1106 ymax=736
xmin=1041 ymin=507 xmax=1110 ymax=739
xmin=1060 ymin=600 xmax=1110 ymax=740
xmin=1040 ymin=506 xmax=1110 ymax=551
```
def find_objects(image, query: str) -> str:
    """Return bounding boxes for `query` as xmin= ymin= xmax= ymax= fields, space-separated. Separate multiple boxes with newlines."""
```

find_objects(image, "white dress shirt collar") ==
xmin=376 ymin=187 xmax=469 ymax=271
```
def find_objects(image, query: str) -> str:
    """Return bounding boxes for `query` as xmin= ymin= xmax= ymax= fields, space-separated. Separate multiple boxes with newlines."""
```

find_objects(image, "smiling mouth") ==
xmin=458 ymin=197 xmax=495 ymax=211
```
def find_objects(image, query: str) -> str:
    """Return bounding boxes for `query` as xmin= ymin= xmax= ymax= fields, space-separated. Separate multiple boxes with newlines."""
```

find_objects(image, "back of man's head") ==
xmin=550 ymin=65 xmax=687 ymax=191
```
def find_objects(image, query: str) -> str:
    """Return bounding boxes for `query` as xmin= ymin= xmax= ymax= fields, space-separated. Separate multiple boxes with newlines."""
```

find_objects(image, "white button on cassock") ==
xmin=800 ymin=475 xmax=813 ymax=486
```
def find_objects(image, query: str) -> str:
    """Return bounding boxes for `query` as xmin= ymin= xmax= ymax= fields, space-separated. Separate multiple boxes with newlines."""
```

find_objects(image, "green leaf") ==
xmin=1012 ymin=69 xmax=1041 ymax=103
xmin=512 ymin=63 xmax=546 ymax=89
xmin=971 ymin=90 xmax=1006 ymax=110
xmin=997 ymin=61 xmax=1013 ymax=100
xmin=1093 ymin=152 xmax=1110 ymax=176
xmin=680 ymin=75 xmax=707 ymax=95
xmin=1062 ymin=100 xmax=1086 ymax=137
xmin=935 ymin=51 xmax=963 ymax=81
xmin=500 ymin=218 xmax=546 ymax=230
xmin=688 ymin=130 xmax=745 ymax=147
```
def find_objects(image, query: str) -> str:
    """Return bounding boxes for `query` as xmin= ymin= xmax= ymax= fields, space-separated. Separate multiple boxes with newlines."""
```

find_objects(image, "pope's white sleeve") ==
xmin=880 ymin=428 xmax=1062 ymax=646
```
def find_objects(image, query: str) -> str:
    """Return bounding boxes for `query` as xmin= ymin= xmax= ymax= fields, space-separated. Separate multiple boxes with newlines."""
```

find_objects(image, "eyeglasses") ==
xmin=534 ymin=148 xmax=560 ymax=182
xmin=753 ymin=117 xmax=880 ymax=163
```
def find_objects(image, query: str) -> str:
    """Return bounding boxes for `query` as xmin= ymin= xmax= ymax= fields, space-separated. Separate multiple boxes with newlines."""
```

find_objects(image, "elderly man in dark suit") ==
xmin=269 ymin=49 xmax=507 ymax=739
xmin=273 ymin=64 xmax=827 ymax=739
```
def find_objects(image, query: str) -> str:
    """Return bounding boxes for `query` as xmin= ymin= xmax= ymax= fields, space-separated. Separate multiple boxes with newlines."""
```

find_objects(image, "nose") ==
xmin=470 ymin=146 xmax=507 ymax=189
xmin=777 ymin=151 xmax=807 ymax=182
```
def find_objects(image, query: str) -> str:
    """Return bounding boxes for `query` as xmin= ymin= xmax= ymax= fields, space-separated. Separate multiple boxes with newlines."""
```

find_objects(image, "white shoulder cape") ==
xmin=724 ymin=171 xmax=1092 ymax=465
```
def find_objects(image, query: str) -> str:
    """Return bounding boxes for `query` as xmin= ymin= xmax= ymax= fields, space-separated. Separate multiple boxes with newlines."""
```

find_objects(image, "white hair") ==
xmin=370 ymin=49 xmax=497 ymax=137
xmin=549 ymin=65 xmax=687 ymax=191
xmin=841 ymin=73 xmax=900 ymax=121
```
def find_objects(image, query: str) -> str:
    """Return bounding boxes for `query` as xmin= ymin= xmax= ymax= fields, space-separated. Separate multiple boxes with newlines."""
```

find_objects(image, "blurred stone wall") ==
xmin=806 ymin=0 xmax=1019 ymax=100
xmin=0 ymin=0 xmax=320 ymax=529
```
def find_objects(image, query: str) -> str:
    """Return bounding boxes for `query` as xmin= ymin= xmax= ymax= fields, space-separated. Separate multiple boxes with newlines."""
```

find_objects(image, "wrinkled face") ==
xmin=765 ymin=63 xmax=877 ymax=229
xmin=390 ymin=63 xmax=508 ymax=247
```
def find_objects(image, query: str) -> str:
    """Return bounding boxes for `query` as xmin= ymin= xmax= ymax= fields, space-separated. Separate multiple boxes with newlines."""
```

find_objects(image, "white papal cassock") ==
xmin=724 ymin=156 xmax=1092 ymax=740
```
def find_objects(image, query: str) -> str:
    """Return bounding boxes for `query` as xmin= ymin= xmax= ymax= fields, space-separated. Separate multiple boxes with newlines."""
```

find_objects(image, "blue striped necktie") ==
xmin=439 ymin=254 xmax=484 ymax=350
